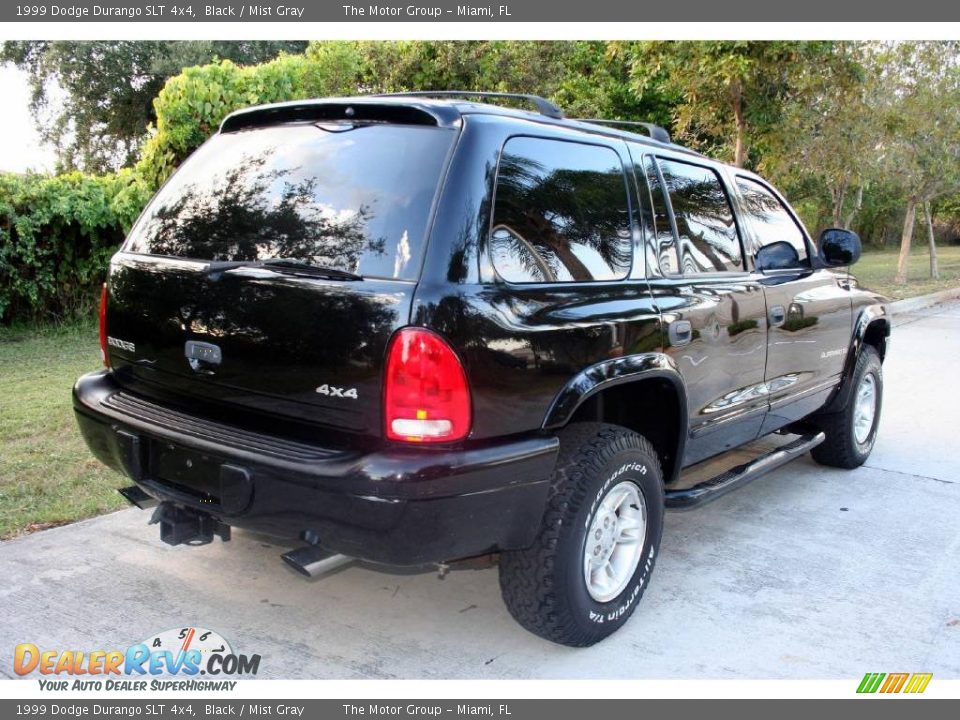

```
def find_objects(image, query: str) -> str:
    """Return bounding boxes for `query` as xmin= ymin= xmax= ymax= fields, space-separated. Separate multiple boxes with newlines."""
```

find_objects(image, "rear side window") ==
xmin=490 ymin=137 xmax=632 ymax=283
xmin=736 ymin=177 xmax=809 ymax=264
xmin=124 ymin=123 xmax=455 ymax=280
xmin=657 ymin=158 xmax=743 ymax=274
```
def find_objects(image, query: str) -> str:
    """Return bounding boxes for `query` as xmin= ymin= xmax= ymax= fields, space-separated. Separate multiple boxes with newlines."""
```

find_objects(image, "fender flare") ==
xmin=542 ymin=352 xmax=688 ymax=484
xmin=822 ymin=302 xmax=891 ymax=414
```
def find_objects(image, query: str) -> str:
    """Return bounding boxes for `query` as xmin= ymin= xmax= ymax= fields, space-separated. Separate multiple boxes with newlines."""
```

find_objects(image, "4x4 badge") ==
xmin=316 ymin=384 xmax=358 ymax=399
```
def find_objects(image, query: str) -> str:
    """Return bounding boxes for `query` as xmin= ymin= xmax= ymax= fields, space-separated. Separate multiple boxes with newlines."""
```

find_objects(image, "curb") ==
xmin=888 ymin=286 xmax=960 ymax=314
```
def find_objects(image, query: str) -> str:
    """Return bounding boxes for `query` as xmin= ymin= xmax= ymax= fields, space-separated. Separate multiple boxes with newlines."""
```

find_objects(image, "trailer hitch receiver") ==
xmin=149 ymin=503 xmax=231 ymax=546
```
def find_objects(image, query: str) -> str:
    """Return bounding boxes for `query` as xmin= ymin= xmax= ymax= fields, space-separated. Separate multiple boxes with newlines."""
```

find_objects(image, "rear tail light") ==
xmin=98 ymin=283 xmax=109 ymax=367
xmin=384 ymin=327 xmax=471 ymax=443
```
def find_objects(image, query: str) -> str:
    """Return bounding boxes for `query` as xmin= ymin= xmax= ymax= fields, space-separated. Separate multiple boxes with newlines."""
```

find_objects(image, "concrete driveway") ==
xmin=2 ymin=302 xmax=959 ymax=680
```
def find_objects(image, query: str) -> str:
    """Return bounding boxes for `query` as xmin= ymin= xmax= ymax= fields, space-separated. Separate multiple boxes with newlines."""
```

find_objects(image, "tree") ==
xmin=762 ymin=43 xmax=878 ymax=231
xmin=135 ymin=47 xmax=364 ymax=189
xmin=352 ymin=41 xmax=671 ymax=125
xmin=624 ymin=41 xmax=842 ymax=168
xmin=0 ymin=41 xmax=306 ymax=172
xmin=875 ymin=42 xmax=960 ymax=284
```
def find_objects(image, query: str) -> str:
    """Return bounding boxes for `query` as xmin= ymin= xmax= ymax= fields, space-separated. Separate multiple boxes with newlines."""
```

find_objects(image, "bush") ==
xmin=135 ymin=47 xmax=362 ymax=188
xmin=0 ymin=170 xmax=150 ymax=323
xmin=0 ymin=46 xmax=362 ymax=324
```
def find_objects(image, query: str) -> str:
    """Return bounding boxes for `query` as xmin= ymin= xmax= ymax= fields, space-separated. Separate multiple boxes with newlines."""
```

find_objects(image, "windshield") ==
xmin=123 ymin=123 xmax=455 ymax=280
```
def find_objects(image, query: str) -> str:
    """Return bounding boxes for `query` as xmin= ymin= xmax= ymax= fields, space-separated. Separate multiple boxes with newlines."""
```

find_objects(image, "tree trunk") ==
xmin=731 ymin=81 xmax=746 ymax=168
xmin=844 ymin=185 xmax=864 ymax=230
xmin=831 ymin=181 xmax=847 ymax=228
xmin=895 ymin=199 xmax=917 ymax=285
xmin=925 ymin=201 xmax=939 ymax=280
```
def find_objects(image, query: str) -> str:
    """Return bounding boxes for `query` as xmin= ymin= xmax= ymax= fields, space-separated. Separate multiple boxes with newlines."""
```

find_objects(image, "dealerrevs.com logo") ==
xmin=14 ymin=627 xmax=261 ymax=692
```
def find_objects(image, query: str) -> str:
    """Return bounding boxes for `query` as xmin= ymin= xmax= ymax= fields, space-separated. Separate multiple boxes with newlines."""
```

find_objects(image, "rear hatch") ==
xmin=106 ymin=115 xmax=457 ymax=438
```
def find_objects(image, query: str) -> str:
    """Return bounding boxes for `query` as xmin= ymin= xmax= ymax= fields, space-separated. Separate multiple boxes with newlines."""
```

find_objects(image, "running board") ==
xmin=665 ymin=432 xmax=825 ymax=510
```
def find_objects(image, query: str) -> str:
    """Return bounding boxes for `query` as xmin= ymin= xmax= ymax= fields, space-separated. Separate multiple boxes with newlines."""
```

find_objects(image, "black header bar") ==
xmin=3 ymin=0 xmax=960 ymax=22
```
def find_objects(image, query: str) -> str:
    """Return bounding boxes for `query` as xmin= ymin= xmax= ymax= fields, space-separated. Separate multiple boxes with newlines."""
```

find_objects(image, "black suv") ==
xmin=74 ymin=92 xmax=890 ymax=647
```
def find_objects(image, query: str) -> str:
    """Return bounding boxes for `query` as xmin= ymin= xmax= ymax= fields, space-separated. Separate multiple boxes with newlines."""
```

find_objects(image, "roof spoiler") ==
xmin=219 ymin=99 xmax=456 ymax=133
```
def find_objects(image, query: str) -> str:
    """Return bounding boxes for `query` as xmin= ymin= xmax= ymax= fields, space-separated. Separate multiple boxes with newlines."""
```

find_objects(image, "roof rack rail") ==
xmin=574 ymin=119 xmax=672 ymax=144
xmin=374 ymin=91 xmax=565 ymax=120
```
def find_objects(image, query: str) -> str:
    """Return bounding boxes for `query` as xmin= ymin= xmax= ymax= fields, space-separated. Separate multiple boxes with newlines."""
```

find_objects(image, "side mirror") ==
xmin=755 ymin=241 xmax=801 ymax=272
xmin=819 ymin=228 xmax=861 ymax=267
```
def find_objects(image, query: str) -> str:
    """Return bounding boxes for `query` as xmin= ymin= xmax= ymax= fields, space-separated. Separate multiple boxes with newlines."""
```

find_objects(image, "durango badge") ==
xmin=106 ymin=336 xmax=135 ymax=353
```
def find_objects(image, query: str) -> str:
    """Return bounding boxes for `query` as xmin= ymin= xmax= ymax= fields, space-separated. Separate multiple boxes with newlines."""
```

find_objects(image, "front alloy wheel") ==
xmin=853 ymin=373 xmax=878 ymax=445
xmin=583 ymin=481 xmax=647 ymax=603
xmin=811 ymin=345 xmax=883 ymax=469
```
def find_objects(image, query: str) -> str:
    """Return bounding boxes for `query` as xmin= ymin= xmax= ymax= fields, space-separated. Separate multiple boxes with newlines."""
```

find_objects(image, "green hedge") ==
xmin=0 ymin=170 xmax=150 ymax=323
xmin=0 ymin=47 xmax=360 ymax=324
xmin=136 ymin=45 xmax=361 ymax=188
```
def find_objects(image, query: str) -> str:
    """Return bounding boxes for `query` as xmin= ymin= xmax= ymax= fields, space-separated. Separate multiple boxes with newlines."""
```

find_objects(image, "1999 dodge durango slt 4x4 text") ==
xmin=74 ymin=92 xmax=890 ymax=646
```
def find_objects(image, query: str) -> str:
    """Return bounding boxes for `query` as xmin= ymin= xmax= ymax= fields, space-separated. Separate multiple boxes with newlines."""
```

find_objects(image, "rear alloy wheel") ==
xmin=499 ymin=423 xmax=664 ymax=647
xmin=811 ymin=345 xmax=883 ymax=469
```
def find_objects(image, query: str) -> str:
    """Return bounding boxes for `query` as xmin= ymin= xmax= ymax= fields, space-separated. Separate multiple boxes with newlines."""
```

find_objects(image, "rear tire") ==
xmin=499 ymin=423 xmax=664 ymax=647
xmin=811 ymin=345 xmax=883 ymax=469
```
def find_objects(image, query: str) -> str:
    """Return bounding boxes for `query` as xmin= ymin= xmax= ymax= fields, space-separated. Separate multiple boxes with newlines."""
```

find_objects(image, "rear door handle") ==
xmin=668 ymin=320 xmax=693 ymax=346
xmin=768 ymin=305 xmax=786 ymax=327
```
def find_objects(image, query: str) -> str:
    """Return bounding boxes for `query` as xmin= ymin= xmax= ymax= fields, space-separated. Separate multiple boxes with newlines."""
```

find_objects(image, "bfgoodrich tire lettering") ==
xmin=499 ymin=423 xmax=664 ymax=647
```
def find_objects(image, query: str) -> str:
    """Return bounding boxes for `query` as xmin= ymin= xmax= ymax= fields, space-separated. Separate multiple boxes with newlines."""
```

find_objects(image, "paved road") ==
xmin=3 ymin=302 xmax=959 ymax=680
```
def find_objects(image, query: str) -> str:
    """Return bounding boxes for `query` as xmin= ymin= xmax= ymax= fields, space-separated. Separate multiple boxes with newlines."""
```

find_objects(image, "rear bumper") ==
xmin=73 ymin=370 xmax=558 ymax=565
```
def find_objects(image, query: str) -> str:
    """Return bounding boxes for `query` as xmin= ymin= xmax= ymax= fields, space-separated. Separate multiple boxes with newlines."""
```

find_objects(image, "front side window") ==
xmin=657 ymin=158 xmax=743 ymax=274
xmin=736 ymin=177 xmax=809 ymax=266
xmin=490 ymin=137 xmax=632 ymax=283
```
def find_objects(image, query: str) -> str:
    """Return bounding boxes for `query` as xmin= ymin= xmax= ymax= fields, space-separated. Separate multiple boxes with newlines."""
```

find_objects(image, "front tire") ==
xmin=811 ymin=345 xmax=883 ymax=469
xmin=499 ymin=423 xmax=664 ymax=647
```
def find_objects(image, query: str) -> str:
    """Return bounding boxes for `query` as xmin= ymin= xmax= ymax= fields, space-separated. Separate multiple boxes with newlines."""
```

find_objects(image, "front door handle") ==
xmin=668 ymin=320 xmax=693 ymax=346
xmin=768 ymin=305 xmax=786 ymax=327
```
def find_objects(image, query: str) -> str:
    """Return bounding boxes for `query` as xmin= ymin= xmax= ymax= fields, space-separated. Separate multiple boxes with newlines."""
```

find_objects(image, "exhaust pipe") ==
xmin=118 ymin=485 xmax=158 ymax=510
xmin=282 ymin=545 xmax=354 ymax=578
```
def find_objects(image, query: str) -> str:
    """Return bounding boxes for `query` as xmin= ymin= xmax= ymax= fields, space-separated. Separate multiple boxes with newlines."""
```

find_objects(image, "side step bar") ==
xmin=665 ymin=432 xmax=825 ymax=510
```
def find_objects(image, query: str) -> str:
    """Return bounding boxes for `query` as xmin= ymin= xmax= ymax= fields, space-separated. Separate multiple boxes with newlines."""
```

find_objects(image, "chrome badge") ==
xmin=185 ymin=340 xmax=222 ymax=373
xmin=315 ymin=384 xmax=358 ymax=399
xmin=107 ymin=336 xmax=135 ymax=353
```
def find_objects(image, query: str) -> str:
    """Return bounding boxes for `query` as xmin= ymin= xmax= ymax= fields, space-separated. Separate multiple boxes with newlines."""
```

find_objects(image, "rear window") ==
xmin=124 ymin=123 xmax=455 ymax=280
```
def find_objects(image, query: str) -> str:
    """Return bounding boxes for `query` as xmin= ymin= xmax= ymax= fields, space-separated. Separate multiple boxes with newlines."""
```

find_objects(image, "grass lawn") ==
xmin=0 ymin=320 xmax=125 ymax=539
xmin=854 ymin=244 xmax=960 ymax=300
